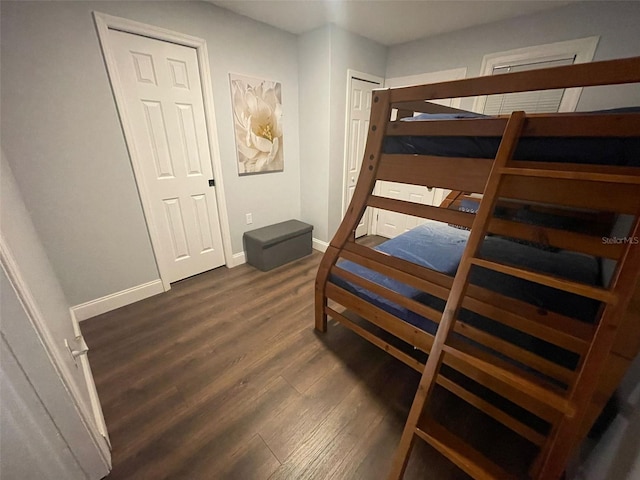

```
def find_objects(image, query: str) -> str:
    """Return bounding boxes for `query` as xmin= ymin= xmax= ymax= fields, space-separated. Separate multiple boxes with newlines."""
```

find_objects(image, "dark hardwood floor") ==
xmin=82 ymin=249 xmax=479 ymax=479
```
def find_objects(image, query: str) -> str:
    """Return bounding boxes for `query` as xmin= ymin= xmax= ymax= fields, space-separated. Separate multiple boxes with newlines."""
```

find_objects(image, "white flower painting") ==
xmin=230 ymin=74 xmax=284 ymax=175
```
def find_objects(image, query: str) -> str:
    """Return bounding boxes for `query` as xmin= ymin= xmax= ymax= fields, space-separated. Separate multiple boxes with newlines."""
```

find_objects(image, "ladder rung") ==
xmin=437 ymin=375 xmax=547 ymax=447
xmin=470 ymin=257 xmax=615 ymax=303
xmin=415 ymin=418 xmax=518 ymax=480
xmin=500 ymin=167 xmax=640 ymax=184
xmin=443 ymin=342 xmax=576 ymax=417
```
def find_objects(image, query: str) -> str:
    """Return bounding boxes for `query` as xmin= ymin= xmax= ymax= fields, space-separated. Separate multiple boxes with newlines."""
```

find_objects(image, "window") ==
xmin=473 ymin=36 xmax=599 ymax=115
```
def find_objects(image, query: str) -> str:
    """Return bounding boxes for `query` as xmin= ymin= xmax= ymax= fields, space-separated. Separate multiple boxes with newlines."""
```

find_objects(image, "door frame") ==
xmin=342 ymin=70 xmax=383 ymax=235
xmin=94 ymin=12 xmax=233 ymax=291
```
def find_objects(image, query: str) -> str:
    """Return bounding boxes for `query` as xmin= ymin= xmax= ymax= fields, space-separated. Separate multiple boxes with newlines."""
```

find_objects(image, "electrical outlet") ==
xmin=246 ymin=213 xmax=253 ymax=225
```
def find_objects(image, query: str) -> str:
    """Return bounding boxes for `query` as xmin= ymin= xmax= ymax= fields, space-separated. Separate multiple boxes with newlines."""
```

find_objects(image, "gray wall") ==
xmin=1 ymin=152 xmax=91 ymax=415
xmin=328 ymin=26 xmax=387 ymax=240
xmin=386 ymin=1 xmax=640 ymax=112
xmin=298 ymin=24 xmax=386 ymax=244
xmin=1 ymin=1 xmax=301 ymax=305
xmin=298 ymin=26 xmax=332 ymax=243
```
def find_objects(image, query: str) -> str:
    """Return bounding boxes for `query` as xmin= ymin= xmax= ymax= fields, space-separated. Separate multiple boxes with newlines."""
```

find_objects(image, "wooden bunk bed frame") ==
xmin=314 ymin=56 xmax=640 ymax=479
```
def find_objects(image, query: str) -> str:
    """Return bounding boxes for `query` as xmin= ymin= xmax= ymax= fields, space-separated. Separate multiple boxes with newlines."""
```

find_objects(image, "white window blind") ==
xmin=482 ymin=56 xmax=576 ymax=115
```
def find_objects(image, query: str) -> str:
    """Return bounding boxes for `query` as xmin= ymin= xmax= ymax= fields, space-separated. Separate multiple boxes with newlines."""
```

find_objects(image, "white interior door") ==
xmin=373 ymin=69 xmax=466 ymax=238
xmin=109 ymin=30 xmax=225 ymax=283
xmin=343 ymin=75 xmax=382 ymax=238
xmin=375 ymin=183 xmax=440 ymax=238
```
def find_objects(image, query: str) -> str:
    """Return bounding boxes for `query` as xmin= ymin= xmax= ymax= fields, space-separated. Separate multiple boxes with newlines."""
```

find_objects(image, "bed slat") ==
xmin=443 ymin=340 xmax=574 ymax=417
xmin=435 ymin=376 xmax=547 ymax=448
xmin=500 ymin=176 xmax=640 ymax=214
xmin=471 ymin=258 xmax=614 ymax=303
xmin=501 ymin=167 xmax=640 ymax=184
xmin=453 ymin=321 xmax=575 ymax=385
xmin=325 ymin=306 xmax=425 ymax=372
xmin=463 ymin=286 xmax=593 ymax=354
xmin=331 ymin=265 xmax=443 ymax=325
xmin=378 ymin=154 xmax=491 ymax=192
xmin=387 ymin=118 xmax=506 ymax=137
xmin=487 ymin=218 xmax=623 ymax=260
xmin=325 ymin=283 xmax=434 ymax=353
xmin=511 ymin=161 xmax=640 ymax=177
xmin=368 ymin=196 xmax=475 ymax=228
xmin=341 ymin=242 xmax=453 ymax=299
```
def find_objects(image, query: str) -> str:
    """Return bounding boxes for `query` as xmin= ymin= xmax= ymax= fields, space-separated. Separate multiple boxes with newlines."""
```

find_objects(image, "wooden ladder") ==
xmin=387 ymin=111 xmax=640 ymax=479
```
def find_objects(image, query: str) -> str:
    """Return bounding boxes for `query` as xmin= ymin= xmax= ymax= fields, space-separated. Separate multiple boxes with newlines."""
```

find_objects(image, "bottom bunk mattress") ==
xmin=333 ymin=221 xmax=601 ymax=370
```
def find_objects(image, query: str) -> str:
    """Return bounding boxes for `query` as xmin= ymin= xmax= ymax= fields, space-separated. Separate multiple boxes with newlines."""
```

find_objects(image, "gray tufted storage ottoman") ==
xmin=243 ymin=220 xmax=313 ymax=271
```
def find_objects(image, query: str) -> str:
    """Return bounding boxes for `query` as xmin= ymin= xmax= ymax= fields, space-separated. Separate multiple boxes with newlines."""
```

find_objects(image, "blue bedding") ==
xmin=334 ymin=222 xmax=601 ymax=369
xmin=384 ymin=109 xmax=640 ymax=166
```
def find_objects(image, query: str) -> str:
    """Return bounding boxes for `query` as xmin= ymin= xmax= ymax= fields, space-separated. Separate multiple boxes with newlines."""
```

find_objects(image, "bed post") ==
xmin=314 ymin=89 xmax=392 ymax=332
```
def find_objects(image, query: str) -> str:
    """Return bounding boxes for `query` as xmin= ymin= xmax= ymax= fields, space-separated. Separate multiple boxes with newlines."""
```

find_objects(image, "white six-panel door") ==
xmin=344 ymin=75 xmax=381 ymax=238
xmin=109 ymin=30 xmax=225 ymax=283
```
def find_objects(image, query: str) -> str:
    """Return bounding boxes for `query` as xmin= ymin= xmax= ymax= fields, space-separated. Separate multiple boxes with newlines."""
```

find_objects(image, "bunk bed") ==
xmin=314 ymin=57 xmax=640 ymax=479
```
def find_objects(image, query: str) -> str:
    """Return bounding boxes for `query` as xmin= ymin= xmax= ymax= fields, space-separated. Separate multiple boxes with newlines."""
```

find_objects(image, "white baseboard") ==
xmin=312 ymin=238 xmax=329 ymax=253
xmin=227 ymin=251 xmax=246 ymax=268
xmin=71 ymin=279 xmax=164 ymax=321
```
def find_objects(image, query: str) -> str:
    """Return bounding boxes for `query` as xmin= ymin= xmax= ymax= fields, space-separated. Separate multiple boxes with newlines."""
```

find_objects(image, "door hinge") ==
xmin=208 ymin=179 xmax=215 ymax=187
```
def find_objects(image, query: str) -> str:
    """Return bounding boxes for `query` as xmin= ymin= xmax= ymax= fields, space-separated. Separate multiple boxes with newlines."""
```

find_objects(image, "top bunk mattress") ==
xmin=383 ymin=108 xmax=640 ymax=166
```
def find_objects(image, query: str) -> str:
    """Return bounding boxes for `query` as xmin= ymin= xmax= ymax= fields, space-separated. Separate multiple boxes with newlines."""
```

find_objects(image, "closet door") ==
xmin=108 ymin=29 xmax=225 ymax=282
xmin=343 ymin=75 xmax=382 ymax=238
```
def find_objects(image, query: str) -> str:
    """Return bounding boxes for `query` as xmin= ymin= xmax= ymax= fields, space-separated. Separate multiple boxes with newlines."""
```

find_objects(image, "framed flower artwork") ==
xmin=229 ymin=74 xmax=284 ymax=175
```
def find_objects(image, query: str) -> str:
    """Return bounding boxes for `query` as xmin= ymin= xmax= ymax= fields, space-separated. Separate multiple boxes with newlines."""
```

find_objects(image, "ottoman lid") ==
xmin=245 ymin=220 xmax=313 ymax=247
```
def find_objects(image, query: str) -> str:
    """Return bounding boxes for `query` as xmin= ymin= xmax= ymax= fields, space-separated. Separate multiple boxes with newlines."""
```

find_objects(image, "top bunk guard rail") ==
xmin=315 ymin=56 xmax=640 ymax=480
xmin=389 ymin=56 xmax=640 ymax=104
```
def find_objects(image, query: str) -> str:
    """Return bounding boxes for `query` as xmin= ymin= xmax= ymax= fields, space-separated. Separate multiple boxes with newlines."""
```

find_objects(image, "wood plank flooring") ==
xmin=82 ymin=249 xmax=506 ymax=479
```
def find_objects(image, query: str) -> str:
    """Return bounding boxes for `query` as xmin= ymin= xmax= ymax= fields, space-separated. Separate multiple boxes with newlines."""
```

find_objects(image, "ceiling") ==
xmin=208 ymin=0 xmax=576 ymax=46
